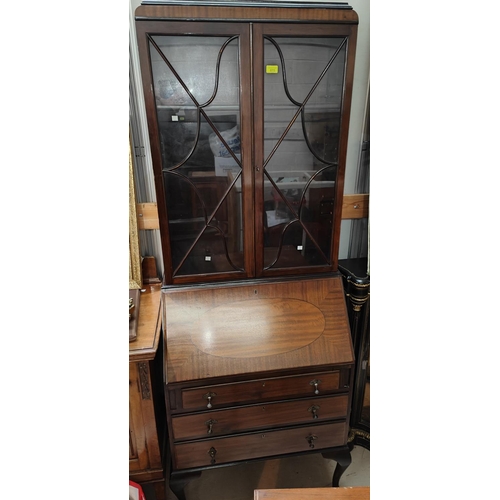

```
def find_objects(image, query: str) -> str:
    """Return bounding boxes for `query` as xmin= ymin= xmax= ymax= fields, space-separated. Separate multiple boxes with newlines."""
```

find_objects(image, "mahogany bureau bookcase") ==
xmin=134 ymin=1 xmax=359 ymax=498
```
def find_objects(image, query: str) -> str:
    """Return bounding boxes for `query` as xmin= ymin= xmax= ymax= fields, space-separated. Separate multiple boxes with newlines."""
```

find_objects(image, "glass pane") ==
xmin=263 ymin=36 xmax=346 ymax=271
xmin=149 ymin=35 xmax=243 ymax=277
xmin=168 ymin=178 xmax=243 ymax=275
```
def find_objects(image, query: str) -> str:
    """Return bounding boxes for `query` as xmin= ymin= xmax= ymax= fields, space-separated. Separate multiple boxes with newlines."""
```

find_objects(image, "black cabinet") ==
xmin=339 ymin=258 xmax=370 ymax=450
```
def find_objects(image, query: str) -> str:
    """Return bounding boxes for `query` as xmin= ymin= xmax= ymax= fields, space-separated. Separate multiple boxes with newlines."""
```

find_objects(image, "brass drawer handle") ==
xmin=309 ymin=379 xmax=322 ymax=395
xmin=203 ymin=392 xmax=217 ymax=409
xmin=306 ymin=434 xmax=318 ymax=449
xmin=208 ymin=446 xmax=217 ymax=465
xmin=205 ymin=418 xmax=218 ymax=435
xmin=308 ymin=405 xmax=320 ymax=419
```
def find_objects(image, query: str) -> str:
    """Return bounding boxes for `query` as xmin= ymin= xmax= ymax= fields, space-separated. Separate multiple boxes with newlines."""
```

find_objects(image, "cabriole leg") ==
xmin=322 ymin=446 xmax=352 ymax=487
xmin=169 ymin=470 xmax=202 ymax=500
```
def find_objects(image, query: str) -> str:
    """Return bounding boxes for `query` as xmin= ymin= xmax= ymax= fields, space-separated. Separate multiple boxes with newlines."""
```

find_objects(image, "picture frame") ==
xmin=129 ymin=140 xmax=142 ymax=290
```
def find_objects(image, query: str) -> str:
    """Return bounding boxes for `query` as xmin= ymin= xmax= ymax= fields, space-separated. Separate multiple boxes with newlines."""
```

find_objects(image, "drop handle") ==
xmin=203 ymin=392 xmax=217 ymax=409
xmin=205 ymin=418 xmax=218 ymax=435
xmin=208 ymin=446 xmax=217 ymax=465
xmin=309 ymin=379 xmax=322 ymax=395
xmin=306 ymin=434 xmax=318 ymax=449
xmin=308 ymin=405 xmax=320 ymax=419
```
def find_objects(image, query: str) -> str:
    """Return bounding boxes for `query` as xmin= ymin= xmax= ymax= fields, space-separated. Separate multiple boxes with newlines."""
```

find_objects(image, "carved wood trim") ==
xmin=138 ymin=362 xmax=151 ymax=400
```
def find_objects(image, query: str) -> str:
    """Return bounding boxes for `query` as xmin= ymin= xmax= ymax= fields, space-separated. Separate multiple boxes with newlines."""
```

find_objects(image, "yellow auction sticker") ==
xmin=266 ymin=65 xmax=279 ymax=74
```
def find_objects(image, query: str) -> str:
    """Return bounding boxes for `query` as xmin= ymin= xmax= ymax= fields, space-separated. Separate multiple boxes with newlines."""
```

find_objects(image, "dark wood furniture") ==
xmin=134 ymin=2 xmax=359 ymax=498
xmin=338 ymin=259 xmax=370 ymax=450
xmin=163 ymin=276 xmax=354 ymax=499
xmin=129 ymin=284 xmax=167 ymax=499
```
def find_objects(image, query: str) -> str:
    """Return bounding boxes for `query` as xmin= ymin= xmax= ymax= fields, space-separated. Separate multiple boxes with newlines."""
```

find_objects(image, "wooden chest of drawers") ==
xmin=162 ymin=276 xmax=354 ymax=499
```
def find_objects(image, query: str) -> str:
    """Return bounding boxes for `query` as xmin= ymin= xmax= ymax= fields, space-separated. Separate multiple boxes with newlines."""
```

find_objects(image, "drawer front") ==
xmin=172 ymin=395 xmax=348 ymax=441
xmin=173 ymin=421 xmax=347 ymax=470
xmin=180 ymin=371 xmax=341 ymax=411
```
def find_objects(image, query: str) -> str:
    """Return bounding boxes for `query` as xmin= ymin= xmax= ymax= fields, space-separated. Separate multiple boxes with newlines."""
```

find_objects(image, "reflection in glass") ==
xmin=262 ymin=36 xmax=346 ymax=271
xmin=148 ymin=35 xmax=243 ymax=277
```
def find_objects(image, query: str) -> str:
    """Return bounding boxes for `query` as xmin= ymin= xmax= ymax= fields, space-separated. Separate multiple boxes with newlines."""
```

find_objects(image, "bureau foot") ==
xmin=169 ymin=471 xmax=202 ymax=500
xmin=322 ymin=446 xmax=352 ymax=486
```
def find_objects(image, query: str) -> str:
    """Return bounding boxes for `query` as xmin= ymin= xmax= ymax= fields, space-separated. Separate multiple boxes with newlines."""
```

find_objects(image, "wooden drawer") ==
xmin=173 ymin=421 xmax=347 ymax=469
xmin=179 ymin=371 xmax=341 ymax=411
xmin=171 ymin=395 xmax=349 ymax=441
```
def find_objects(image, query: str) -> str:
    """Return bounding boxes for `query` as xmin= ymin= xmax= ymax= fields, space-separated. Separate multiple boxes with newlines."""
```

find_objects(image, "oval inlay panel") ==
xmin=190 ymin=298 xmax=325 ymax=358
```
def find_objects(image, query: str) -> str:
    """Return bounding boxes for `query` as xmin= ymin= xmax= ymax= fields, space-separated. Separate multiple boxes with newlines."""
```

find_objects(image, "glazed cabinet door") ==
xmin=136 ymin=19 xmax=356 ymax=285
xmin=253 ymin=23 xmax=357 ymax=277
xmin=136 ymin=21 xmax=254 ymax=285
